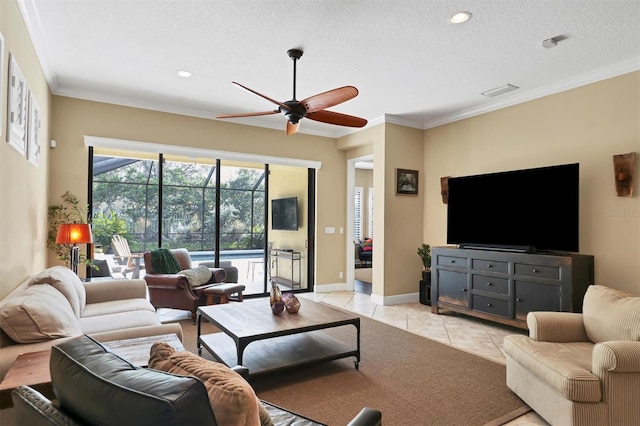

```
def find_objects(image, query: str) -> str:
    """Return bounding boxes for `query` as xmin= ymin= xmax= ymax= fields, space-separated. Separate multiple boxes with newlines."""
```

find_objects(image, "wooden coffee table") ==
xmin=101 ymin=333 xmax=184 ymax=367
xmin=197 ymin=298 xmax=361 ymax=377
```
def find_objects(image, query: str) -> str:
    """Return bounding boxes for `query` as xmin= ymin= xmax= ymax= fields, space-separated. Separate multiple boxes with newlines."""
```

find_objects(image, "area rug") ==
xmin=178 ymin=310 xmax=528 ymax=426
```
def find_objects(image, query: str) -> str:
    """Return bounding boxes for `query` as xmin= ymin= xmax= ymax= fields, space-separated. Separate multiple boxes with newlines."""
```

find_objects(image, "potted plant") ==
xmin=417 ymin=243 xmax=431 ymax=281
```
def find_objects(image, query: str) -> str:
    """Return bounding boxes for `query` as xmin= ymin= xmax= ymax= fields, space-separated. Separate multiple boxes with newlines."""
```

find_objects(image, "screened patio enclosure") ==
xmin=90 ymin=152 xmax=311 ymax=296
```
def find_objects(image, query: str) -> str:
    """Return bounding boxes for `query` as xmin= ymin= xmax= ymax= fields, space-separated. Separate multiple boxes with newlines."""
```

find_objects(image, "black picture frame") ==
xmin=396 ymin=168 xmax=418 ymax=195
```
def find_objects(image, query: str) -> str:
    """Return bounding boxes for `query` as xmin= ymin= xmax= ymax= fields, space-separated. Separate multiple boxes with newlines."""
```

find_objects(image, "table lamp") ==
xmin=56 ymin=223 xmax=93 ymax=275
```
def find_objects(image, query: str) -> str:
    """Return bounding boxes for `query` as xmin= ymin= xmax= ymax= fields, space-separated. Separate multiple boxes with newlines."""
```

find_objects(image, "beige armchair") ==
xmin=504 ymin=285 xmax=640 ymax=426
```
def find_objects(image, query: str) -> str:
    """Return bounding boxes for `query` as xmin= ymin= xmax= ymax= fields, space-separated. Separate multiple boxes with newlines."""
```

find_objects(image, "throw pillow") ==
xmin=0 ymin=284 xmax=82 ymax=343
xmin=28 ymin=266 xmax=86 ymax=316
xmin=583 ymin=285 xmax=640 ymax=343
xmin=361 ymin=238 xmax=373 ymax=252
xmin=178 ymin=265 xmax=213 ymax=287
xmin=149 ymin=342 xmax=273 ymax=426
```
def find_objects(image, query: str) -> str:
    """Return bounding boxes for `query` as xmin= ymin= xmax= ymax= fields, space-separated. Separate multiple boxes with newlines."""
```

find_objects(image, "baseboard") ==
xmin=315 ymin=285 xmax=421 ymax=306
xmin=371 ymin=292 xmax=419 ymax=306
xmin=314 ymin=282 xmax=349 ymax=292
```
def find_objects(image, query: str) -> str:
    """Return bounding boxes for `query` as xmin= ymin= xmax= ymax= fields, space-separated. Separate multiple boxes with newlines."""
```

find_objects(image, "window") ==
xmin=367 ymin=187 xmax=374 ymax=238
xmin=354 ymin=187 xmax=363 ymax=240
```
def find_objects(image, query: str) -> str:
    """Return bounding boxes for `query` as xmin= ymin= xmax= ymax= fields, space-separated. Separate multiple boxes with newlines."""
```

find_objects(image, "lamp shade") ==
xmin=56 ymin=223 xmax=93 ymax=245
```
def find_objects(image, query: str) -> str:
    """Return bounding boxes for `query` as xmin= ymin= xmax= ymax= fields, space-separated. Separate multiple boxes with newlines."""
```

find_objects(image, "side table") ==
xmin=0 ymin=349 xmax=52 ymax=408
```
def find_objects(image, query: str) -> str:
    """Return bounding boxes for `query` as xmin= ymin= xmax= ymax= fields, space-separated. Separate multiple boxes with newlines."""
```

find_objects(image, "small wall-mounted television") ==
xmin=446 ymin=163 xmax=579 ymax=253
xmin=272 ymin=197 xmax=298 ymax=231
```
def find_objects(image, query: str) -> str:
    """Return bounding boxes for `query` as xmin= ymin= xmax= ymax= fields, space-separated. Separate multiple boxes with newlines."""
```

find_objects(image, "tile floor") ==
xmin=158 ymin=290 xmax=548 ymax=425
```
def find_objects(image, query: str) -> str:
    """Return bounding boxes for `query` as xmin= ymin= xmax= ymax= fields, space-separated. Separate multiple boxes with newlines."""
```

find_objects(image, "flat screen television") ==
xmin=272 ymin=197 xmax=298 ymax=231
xmin=446 ymin=163 xmax=579 ymax=253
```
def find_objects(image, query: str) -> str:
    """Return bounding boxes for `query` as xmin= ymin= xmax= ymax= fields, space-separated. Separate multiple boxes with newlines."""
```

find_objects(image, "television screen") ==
xmin=272 ymin=197 xmax=298 ymax=231
xmin=446 ymin=163 xmax=579 ymax=253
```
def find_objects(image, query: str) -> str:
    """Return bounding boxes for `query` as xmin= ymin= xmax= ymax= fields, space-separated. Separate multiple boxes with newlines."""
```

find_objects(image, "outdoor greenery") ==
xmin=92 ymin=157 xmax=266 ymax=254
xmin=91 ymin=211 xmax=132 ymax=253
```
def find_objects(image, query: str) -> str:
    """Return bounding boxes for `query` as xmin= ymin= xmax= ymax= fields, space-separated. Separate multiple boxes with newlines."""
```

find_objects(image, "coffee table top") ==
xmin=101 ymin=333 xmax=184 ymax=366
xmin=198 ymin=298 xmax=359 ymax=339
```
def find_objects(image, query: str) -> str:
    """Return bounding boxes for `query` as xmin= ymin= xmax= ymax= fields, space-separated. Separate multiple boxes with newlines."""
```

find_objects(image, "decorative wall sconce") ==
xmin=440 ymin=176 xmax=450 ymax=204
xmin=613 ymin=152 xmax=636 ymax=197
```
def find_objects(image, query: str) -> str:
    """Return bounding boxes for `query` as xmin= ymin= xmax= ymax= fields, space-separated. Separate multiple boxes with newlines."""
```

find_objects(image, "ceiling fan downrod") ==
xmin=287 ymin=49 xmax=303 ymax=101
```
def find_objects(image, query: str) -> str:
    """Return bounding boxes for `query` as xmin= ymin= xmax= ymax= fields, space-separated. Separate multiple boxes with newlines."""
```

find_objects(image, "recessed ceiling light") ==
xmin=450 ymin=11 xmax=472 ymax=24
xmin=177 ymin=70 xmax=192 ymax=78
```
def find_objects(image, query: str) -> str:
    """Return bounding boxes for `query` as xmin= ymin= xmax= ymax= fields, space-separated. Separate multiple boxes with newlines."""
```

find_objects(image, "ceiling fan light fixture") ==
xmin=450 ymin=11 xmax=472 ymax=24
xmin=177 ymin=70 xmax=192 ymax=78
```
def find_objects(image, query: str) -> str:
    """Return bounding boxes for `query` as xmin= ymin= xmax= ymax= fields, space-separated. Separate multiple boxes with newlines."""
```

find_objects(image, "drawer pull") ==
xmin=487 ymin=303 xmax=493 ymax=307
xmin=486 ymin=264 xmax=493 ymax=268
xmin=532 ymin=269 xmax=539 ymax=273
xmin=486 ymin=282 xmax=493 ymax=286
xmin=462 ymin=288 xmax=467 ymax=292
xmin=516 ymin=298 xmax=521 ymax=302
xmin=450 ymin=260 xmax=456 ymax=264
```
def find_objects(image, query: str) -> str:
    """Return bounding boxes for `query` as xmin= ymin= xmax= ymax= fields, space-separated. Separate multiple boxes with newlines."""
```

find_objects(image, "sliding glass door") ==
xmin=90 ymin=150 xmax=313 ymax=296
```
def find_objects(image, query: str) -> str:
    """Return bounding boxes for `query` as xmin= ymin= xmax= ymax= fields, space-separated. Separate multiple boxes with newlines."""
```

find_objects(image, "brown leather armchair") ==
xmin=143 ymin=248 xmax=226 ymax=322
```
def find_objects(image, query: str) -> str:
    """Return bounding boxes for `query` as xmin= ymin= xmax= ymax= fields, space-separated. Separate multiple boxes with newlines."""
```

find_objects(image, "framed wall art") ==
xmin=396 ymin=168 xmax=419 ymax=195
xmin=0 ymin=32 xmax=5 ymax=139
xmin=27 ymin=92 xmax=41 ymax=167
xmin=7 ymin=53 xmax=29 ymax=155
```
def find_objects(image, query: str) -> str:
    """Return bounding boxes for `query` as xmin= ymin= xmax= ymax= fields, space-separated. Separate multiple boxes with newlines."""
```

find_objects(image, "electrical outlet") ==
xmin=339 ymin=271 xmax=344 ymax=279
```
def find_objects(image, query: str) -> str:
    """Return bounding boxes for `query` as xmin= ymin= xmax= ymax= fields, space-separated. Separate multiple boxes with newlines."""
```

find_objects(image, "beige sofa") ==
xmin=0 ymin=266 xmax=182 ymax=381
xmin=504 ymin=285 xmax=640 ymax=426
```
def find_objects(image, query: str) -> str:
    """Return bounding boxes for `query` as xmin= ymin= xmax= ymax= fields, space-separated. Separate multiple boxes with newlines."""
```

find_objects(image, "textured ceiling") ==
xmin=18 ymin=0 xmax=640 ymax=138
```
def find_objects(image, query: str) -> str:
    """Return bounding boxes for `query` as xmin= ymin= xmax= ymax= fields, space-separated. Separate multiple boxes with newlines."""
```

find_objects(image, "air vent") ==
xmin=481 ymin=84 xmax=520 ymax=98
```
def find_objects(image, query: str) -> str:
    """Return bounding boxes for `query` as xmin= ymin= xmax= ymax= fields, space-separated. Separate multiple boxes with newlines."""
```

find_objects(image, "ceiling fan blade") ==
xmin=301 ymin=86 xmax=359 ymax=113
xmin=216 ymin=110 xmax=278 ymax=119
xmin=286 ymin=120 xmax=300 ymax=135
xmin=306 ymin=110 xmax=368 ymax=128
xmin=231 ymin=82 xmax=291 ymax=111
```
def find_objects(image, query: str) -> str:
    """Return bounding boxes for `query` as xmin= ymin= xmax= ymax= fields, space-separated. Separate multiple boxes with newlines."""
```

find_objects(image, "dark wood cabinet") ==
xmin=431 ymin=247 xmax=594 ymax=329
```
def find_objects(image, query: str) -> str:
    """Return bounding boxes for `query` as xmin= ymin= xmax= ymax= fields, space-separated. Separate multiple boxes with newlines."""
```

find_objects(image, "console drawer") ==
xmin=514 ymin=263 xmax=560 ymax=280
xmin=472 ymin=295 xmax=510 ymax=318
xmin=472 ymin=259 xmax=509 ymax=274
xmin=472 ymin=274 xmax=509 ymax=295
xmin=437 ymin=255 xmax=467 ymax=268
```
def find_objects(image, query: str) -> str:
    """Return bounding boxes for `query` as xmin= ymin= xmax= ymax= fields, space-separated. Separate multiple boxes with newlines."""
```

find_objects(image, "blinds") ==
xmin=354 ymin=187 xmax=363 ymax=240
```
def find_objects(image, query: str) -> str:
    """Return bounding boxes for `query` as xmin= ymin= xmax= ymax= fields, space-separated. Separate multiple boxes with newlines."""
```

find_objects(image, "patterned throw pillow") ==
xmin=178 ymin=265 xmax=213 ymax=287
xmin=149 ymin=342 xmax=273 ymax=426
xmin=361 ymin=238 xmax=373 ymax=252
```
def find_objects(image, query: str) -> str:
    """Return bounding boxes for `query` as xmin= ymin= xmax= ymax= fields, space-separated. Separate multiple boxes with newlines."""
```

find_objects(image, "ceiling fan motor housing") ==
xmin=281 ymin=101 xmax=306 ymax=124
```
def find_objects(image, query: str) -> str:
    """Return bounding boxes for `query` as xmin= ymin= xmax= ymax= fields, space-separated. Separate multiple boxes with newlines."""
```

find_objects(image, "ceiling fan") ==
xmin=216 ymin=49 xmax=367 ymax=135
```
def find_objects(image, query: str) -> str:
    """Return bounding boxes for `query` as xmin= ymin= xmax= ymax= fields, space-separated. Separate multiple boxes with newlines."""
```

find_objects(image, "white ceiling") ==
xmin=18 ymin=0 xmax=640 ymax=138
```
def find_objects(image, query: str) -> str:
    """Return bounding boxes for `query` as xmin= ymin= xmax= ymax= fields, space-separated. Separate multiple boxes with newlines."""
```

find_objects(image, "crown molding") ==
xmin=422 ymin=58 xmax=640 ymax=130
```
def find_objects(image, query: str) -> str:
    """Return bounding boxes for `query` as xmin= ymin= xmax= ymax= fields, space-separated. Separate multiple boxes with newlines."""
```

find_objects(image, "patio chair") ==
xmin=111 ymin=234 xmax=144 ymax=279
